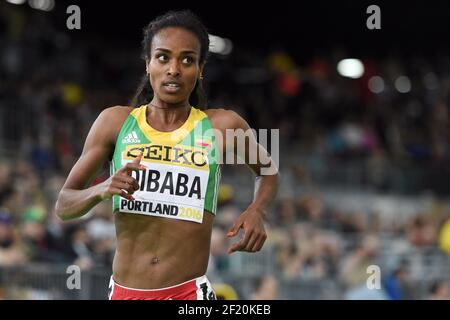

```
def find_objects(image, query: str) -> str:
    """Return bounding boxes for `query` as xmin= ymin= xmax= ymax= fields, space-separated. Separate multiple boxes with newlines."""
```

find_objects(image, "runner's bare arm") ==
xmin=55 ymin=106 xmax=142 ymax=221
xmin=209 ymin=109 xmax=279 ymax=254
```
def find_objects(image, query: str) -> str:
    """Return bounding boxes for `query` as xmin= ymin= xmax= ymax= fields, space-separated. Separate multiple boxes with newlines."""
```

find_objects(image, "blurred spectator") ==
xmin=207 ymin=227 xmax=229 ymax=282
xmin=0 ymin=186 xmax=23 ymax=220
xmin=21 ymin=205 xmax=67 ymax=263
xmin=383 ymin=261 xmax=414 ymax=300
xmin=407 ymin=216 xmax=437 ymax=247
xmin=250 ymin=275 xmax=279 ymax=300
xmin=340 ymin=234 xmax=380 ymax=288
xmin=429 ymin=280 xmax=450 ymax=300
xmin=85 ymin=201 xmax=115 ymax=267
xmin=70 ymin=225 xmax=94 ymax=270
xmin=0 ymin=211 xmax=26 ymax=266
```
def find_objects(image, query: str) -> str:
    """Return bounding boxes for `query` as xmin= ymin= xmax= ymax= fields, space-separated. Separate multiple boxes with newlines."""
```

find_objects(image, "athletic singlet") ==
xmin=110 ymin=105 xmax=221 ymax=223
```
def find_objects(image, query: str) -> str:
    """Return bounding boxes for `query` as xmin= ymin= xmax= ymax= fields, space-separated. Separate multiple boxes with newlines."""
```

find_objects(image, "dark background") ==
xmin=18 ymin=0 xmax=450 ymax=57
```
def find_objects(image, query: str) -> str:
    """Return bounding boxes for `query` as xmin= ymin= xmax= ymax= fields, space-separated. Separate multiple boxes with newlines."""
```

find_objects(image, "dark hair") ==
xmin=131 ymin=10 xmax=210 ymax=109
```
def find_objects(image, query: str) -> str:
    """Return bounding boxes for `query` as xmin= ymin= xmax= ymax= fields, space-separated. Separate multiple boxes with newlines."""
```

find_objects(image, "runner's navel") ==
xmin=151 ymin=257 xmax=159 ymax=265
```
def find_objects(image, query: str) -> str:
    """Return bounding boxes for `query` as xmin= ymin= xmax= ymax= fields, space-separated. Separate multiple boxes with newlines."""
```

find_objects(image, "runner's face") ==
xmin=147 ymin=27 xmax=203 ymax=106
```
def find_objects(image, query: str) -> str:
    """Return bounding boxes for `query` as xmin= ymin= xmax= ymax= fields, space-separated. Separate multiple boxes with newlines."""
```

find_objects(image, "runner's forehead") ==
xmin=151 ymin=27 xmax=201 ymax=55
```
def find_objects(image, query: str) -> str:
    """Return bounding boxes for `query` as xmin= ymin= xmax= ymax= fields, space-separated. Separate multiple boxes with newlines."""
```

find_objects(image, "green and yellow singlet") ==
xmin=110 ymin=105 xmax=221 ymax=223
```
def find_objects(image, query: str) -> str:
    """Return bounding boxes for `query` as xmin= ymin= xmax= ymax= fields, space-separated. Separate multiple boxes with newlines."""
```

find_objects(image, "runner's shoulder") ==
xmin=93 ymin=106 xmax=135 ymax=144
xmin=95 ymin=105 xmax=133 ymax=128
xmin=205 ymin=108 xmax=248 ymax=130
xmin=204 ymin=107 xmax=245 ymax=131
xmin=99 ymin=105 xmax=134 ymax=121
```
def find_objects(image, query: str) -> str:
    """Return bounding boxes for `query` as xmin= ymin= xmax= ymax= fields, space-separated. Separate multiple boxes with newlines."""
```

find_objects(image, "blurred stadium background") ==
xmin=0 ymin=0 xmax=450 ymax=299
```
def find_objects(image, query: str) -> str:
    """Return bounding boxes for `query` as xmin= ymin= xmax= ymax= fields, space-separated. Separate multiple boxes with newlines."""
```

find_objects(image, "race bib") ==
xmin=119 ymin=158 xmax=209 ymax=224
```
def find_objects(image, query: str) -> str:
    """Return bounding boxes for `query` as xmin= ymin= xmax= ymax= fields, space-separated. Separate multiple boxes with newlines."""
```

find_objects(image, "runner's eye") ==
xmin=182 ymin=56 xmax=194 ymax=64
xmin=157 ymin=54 xmax=168 ymax=62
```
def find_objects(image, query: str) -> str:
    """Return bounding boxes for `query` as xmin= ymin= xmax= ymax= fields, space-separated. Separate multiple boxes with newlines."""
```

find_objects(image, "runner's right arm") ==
xmin=55 ymin=106 xmax=142 ymax=221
